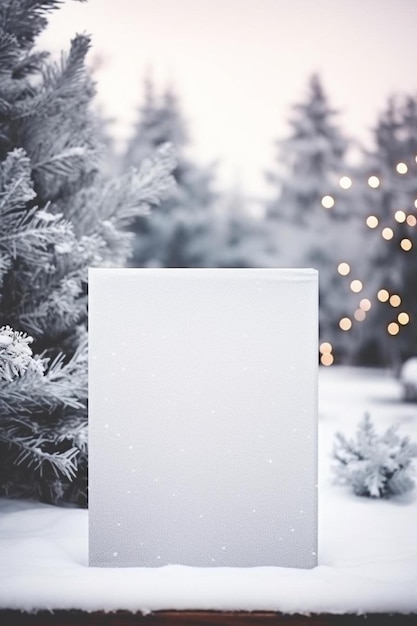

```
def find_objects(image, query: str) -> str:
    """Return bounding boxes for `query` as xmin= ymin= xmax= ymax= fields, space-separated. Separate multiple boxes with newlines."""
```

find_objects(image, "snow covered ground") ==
xmin=0 ymin=366 xmax=416 ymax=614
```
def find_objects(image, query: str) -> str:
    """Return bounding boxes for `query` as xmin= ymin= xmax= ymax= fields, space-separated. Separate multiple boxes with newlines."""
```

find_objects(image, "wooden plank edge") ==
xmin=0 ymin=610 xmax=416 ymax=625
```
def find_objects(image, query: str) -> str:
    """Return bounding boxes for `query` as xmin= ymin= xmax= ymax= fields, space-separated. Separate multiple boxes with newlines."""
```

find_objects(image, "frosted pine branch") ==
xmin=32 ymin=146 xmax=88 ymax=179
xmin=0 ymin=2 xmax=63 ymax=49
xmin=100 ymin=142 xmax=177 ymax=228
xmin=0 ymin=149 xmax=37 ymax=215
xmin=0 ymin=325 xmax=43 ymax=382
xmin=0 ymin=341 xmax=86 ymax=416
xmin=0 ymin=206 xmax=74 ymax=263
xmin=1 ymin=429 xmax=79 ymax=480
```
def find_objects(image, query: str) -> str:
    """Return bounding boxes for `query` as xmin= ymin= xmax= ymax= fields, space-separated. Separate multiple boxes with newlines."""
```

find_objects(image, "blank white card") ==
xmin=89 ymin=268 xmax=318 ymax=568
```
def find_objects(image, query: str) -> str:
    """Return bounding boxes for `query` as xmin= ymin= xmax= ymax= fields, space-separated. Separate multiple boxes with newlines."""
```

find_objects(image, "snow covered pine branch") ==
xmin=0 ymin=0 xmax=176 ymax=506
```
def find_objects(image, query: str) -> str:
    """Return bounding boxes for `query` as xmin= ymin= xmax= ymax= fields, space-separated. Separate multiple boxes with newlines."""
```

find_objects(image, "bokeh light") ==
xmin=359 ymin=298 xmax=372 ymax=311
xmin=320 ymin=353 xmax=334 ymax=366
xmin=320 ymin=342 xmax=333 ymax=354
xmin=350 ymin=279 xmax=363 ymax=293
xmin=337 ymin=262 xmax=350 ymax=276
xmin=400 ymin=238 xmax=412 ymax=251
xmin=368 ymin=176 xmax=380 ymax=188
xmin=389 ymin=294 xmax=401 ymax=307
xmin=387 ymin=322 xmax=400 ymax=335
xmin=394 ymin=210 xmax=406 ymax=223
xmin=377 ymin=289 xmax=389 ymax=302
xmin=366 ymin=215 xmax=379 ymax=228
xmin=407 ymin=215 xmax=417 ymax=226
xmin=339 ymin=176 xmax=352 ymax=189
xmin=339 ymin=317 xmax=352 ymax=331
xmin=354 ymin=309 xmax=366 ymax=321
xmin=382 ymin=227 xmax=394 ymax=240
xmin=398 ymin=312 xmax=410 ymax=325
xmin=396 ymin=162 xmax=408 ymax=174
xmin=321 ymin=195 xmax=335 ymax=209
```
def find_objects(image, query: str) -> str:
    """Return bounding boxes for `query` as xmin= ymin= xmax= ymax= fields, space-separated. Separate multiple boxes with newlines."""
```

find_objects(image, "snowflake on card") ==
xmin=332 ymin=413 xmax=417 ymax=498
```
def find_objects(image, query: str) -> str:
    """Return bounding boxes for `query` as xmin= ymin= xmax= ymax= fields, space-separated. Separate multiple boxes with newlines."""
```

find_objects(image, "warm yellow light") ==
xmin=398 ymin=312 xmax=410 ymax=325
xmin=321 ymin=353 xmax=334 ymax=366
xmin=354 ymin=309 xmax=366 ymax=321
xmin=359 ymin=298 xmax=372 ymax=311
xmin=394 ymin=210 xmax=406 ymax=223
xmin=382 ymin=227 xmax=394 ymax=240
xmin=400 ymin=238 xmax=412 ymax=251
xmin=368 ymin=176 xmax=380 ymax=188
xmin=319 ymin=342 xmax=333 ymax=354
xmin=350 ymin=279 xmax=363 ymax=293
xmin=337 ymin=262 xmax=350 ymax=276
xmin=377 ymin=289 xmax=390 ymax=302
xmin=339 ymin=317 xmax=352 ymax=331
xmin=414 ymin=199 xmax=417 ymax=209
xmin=407 ymin=215 xmax=417 ymax=226
xmin=396 ymin=162 xmax=408 ymax=174
xmin=389 ymin=294 xmax=401 ymax=307
xmin=339 ymin=176 xmax=352 ymax=189
xmin=366 ymin=215 xmax=379 ymax=229
xmin=387 ymin=322 xmax=400 ymax=336
xmin=321 ymin=195 xmax=335 ymax=209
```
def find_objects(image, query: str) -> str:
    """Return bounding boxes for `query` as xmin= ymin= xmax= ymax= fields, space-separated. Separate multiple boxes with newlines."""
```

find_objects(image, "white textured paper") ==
xmin=89 ymin=268 xmax=318 ymax=568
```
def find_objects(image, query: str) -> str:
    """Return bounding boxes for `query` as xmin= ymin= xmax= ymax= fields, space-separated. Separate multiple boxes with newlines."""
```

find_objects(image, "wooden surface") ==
xmin=0 ymin=611 xmax=415 ymax=625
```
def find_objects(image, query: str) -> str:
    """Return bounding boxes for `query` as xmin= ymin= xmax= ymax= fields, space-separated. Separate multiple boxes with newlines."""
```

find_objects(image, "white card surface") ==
xmin=89 ymin=268 xmax=318 ymax=568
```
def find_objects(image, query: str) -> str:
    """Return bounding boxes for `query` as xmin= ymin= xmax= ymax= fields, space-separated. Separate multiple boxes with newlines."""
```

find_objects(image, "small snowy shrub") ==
xmin=332 ymin=413 xmax=417 ymax=498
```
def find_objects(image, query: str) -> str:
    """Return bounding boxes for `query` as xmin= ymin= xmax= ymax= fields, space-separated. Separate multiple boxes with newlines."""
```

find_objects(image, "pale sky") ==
xmin=39 ymin=0 xmax=417 ymax=196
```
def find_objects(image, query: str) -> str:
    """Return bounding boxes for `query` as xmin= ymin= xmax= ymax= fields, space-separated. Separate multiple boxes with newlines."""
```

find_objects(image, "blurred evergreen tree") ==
xmin=350 ymin=95 xmax=417 ymax=366
xmin=0 ymin=0 xmax=176 ymax=506
xmin=266 ymin=74 xmax=361 ymax=357
xmin=123 ymin=79 xmax=218 ymax=267
xmin=267 ymin=74 xmax=347 ymax=223
xmin=211 ymin=186 xmax=278 ymax=268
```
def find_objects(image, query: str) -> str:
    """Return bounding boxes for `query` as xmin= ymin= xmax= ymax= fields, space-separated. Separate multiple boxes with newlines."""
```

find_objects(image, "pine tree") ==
xmin=266 ymin=74 xmax=360 ymax=354
xmin=0 ymin=0 xmax=176 ymax=506
xmin=210 ymin=187 xmax=278 ymax=268
xmin=358 ymin=95 xmax=417 ymax=366
xmin=333 ymin=413 xmax=417 ymax=498
xmin=331 ymin=95 xmax=417 ymax=366
xmin=123 ymin=79 xmax=218 ymax=268
xmin=266 ymin=74 xmax=348 ymax=222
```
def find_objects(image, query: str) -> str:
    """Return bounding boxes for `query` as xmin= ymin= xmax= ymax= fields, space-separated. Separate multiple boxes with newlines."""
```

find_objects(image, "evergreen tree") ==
xmin=364 ymin=95 xmax=417 ymax=365
xmin=0 ymin=0 xmax=175 ymax=506
xmin=210 ymin=187 xmax=278 ymax=268
xmin=123 ymin=79 xmax=218 ymax=268
xmin=266 ymin=74 xmax=360 ymax=355
xmin=334 ymin=95 xmax=417 ymax=366
xmin=266 ymin=74 xmax=348 ymax=223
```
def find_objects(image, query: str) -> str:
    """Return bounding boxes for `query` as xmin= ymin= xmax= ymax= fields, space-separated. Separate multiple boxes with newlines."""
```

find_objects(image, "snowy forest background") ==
xmin=117 ymin=72 xmax=417 ymax=369
xmin=1 ymin=0 xmax=417 ymax=509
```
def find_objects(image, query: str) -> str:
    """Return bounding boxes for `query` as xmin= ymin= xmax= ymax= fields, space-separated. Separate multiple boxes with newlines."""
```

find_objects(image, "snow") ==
xmin=401 ymin=358 xmax=417 ymax=385
xmin=1 ymin=366 xmax=417 ymax=614
xmin=400 ymin=358 xmax=417 ymax=401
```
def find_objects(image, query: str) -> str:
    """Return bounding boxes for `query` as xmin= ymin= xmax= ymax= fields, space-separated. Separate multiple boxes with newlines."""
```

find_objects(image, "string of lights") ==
xmin=319 ymin=157 xmax=417 ymax=366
